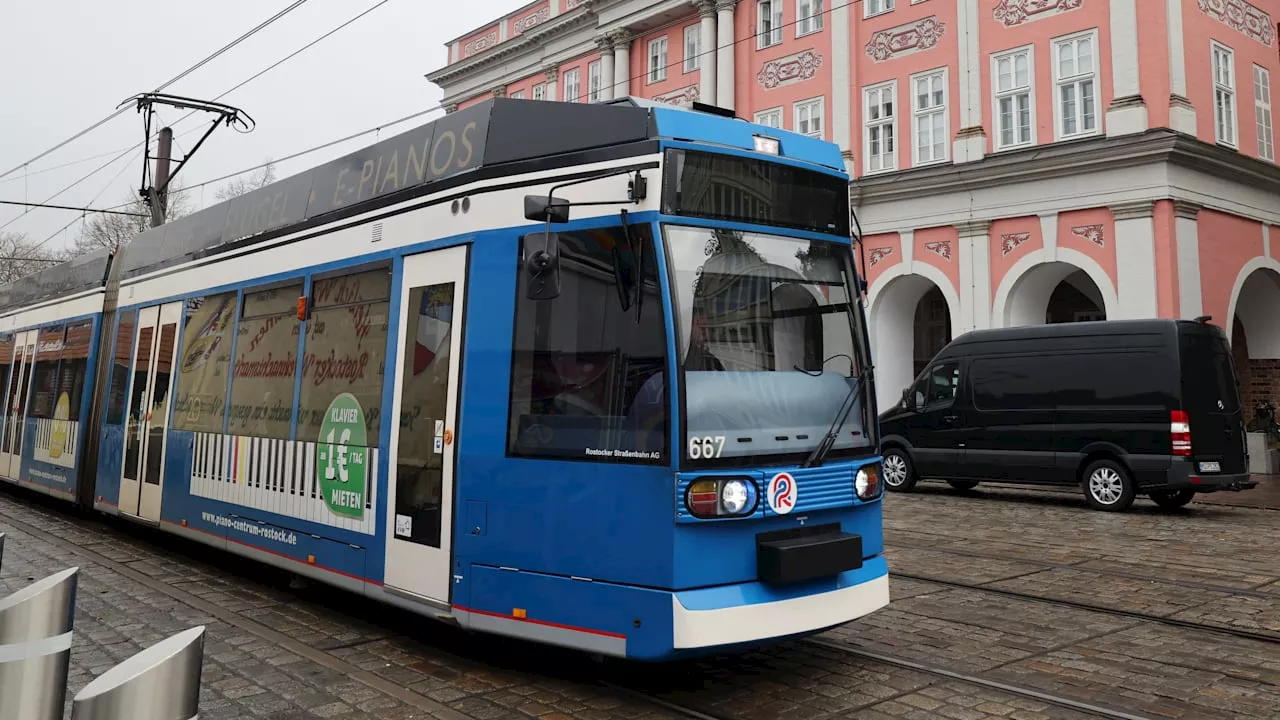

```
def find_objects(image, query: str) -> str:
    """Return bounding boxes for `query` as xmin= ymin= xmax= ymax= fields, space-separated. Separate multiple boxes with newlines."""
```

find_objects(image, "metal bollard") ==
xmin=0 ymin=566 xmax=79 ymax=720
xmin=71 ymin=625 xmax=206 ymax=720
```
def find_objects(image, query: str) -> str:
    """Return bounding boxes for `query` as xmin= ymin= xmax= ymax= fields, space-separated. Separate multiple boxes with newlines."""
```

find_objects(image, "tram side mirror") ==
xmin=524 ymin=195 xmax=570 ymax=223
xmin=523 ymin=232 xmax=561 ymax=301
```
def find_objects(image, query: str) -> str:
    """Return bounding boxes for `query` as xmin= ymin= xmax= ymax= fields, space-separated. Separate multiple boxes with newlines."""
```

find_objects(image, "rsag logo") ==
xmin=767 ymin=472 xmax=797 ymax=515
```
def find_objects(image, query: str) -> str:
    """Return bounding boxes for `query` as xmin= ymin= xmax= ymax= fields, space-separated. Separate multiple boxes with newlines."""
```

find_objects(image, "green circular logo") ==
xmin=317 ymin=393 xmax=367 ymax=519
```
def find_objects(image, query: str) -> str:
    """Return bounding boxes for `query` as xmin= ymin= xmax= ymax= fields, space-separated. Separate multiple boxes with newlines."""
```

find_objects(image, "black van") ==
xmin=877 ymin=318 xmax=1256 ymax=512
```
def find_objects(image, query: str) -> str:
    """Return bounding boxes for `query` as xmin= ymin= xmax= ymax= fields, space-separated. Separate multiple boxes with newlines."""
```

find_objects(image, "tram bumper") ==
xmin=671 ymin=555 xmax=889 ymax=652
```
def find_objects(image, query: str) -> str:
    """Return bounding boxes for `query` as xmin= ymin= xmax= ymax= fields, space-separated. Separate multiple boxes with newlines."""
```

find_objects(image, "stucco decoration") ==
xmin=654 ymin=85 xmax=701 ymax=107
xmin=757 ymin=50 xmax=824 ymax=89
xmin=565 ymin=0 xmax=585 ymax=8
xmin=1000 ymin=232 xmax=1031 ymax=256
xmin=864 ymin=17 xmax=946 ymax=62
xmin=1198 ymin=0 xmax=1275 ymax=47
xmin=993 ymin=0 xmax=1083 ymax=28
xmin=924 ymin=241 xmax=953 ymax=261
xmin=514 ymin=7 xmax=551 ymax=35
xmin=869 ymin=247 xmax=895 ymax=266
xmin=463 ymin=31 xmax=498 ymax=57
xmin=1071 ymin=224 xmax=1106 ymax=248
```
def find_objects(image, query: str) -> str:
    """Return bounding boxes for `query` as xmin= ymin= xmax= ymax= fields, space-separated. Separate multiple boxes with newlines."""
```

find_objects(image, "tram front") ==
xmin=655 ymin=146 xmax=887 ymax=655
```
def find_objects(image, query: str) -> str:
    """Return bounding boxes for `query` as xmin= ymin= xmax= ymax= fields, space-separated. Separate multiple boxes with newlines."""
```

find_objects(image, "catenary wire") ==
xmin=0 ymin=0 xmax=315 ymax=182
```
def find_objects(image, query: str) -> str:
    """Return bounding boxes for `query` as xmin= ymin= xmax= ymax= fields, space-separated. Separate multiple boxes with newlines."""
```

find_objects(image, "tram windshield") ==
xmin=664 ymin=226 xmax=874 ymax=466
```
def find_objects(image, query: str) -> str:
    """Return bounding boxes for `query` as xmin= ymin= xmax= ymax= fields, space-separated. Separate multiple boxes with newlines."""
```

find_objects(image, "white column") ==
xmin=715 ymin=0 xmax=737 ymax=111
xmin=598 ymin=36 xmax=616 ymax=101
xmin=613 ymin=31 xmax=633 ymax=98
xmin=1174 ymin=201 xmax=1204 ymax=319
xmin=1112 ymin=201 xmax=1159 ymax=319
xmin=1166 ymin=0 xmax=1197 ymax=133
xmin=1039 ymin=212 xmax=1058 ymax=257
xmin=450 ymin=41 xmax=461 ymax=63
xmin=499 ymin=19 xmax=508 ymax=42
xmin=697 ymin=0 xmax=718 ymax=106
xmin=956 ymin=220 xmax=992 ymax=332
xmin=1106 ymin=0 xmax=1148 ymax=136
xmin=549 ymin=0 xmax=560 ymax=18
xmin=954 ymin=0 xmax=985 ymax=163
xmin=545 ymin=66 xmax=560 ymax=102
xmin=831 ymin=0 xmax=852 ymax=156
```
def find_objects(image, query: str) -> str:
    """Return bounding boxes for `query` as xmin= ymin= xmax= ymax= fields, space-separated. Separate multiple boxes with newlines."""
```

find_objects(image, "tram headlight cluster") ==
xmin=855 ymin=464 xmax=883 ymax=501
xmin=685 ymin=477 xmax=759 ymax=518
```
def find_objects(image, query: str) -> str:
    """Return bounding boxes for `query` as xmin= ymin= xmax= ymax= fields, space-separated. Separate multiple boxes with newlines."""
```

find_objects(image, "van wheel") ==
xmin=1149 ymin=489 xmax=1195 ymax=509
xmin=1082 ymin=459 xmax=1135 ymax=512
xmin=946 ymin=480 xmax=979 ymax=491
xmin=882 ymin=448 xmax=918 ymax=492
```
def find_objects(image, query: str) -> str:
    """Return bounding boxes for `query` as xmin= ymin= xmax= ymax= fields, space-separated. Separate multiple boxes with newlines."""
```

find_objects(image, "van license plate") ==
xmin=1199 ymin=461 xmax=1220 ymax=473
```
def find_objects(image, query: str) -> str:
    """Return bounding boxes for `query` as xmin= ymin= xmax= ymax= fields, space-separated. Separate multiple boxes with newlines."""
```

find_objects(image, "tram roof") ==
xmin=0 ymin=97 xmax=846 ymax=316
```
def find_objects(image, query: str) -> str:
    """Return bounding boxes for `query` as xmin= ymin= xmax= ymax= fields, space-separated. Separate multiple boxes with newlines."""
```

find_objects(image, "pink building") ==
xmin=427 ymin=0 xmax=1280 ymax=412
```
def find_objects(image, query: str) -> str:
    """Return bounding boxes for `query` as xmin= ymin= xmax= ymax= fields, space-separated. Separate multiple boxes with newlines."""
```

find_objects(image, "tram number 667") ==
xmin=688 ymin=435 xmax=726 ymax=459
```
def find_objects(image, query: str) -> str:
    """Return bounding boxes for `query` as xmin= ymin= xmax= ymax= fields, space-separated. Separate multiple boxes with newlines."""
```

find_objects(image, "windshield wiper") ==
xmin=801 ymin=372 xmax=866 ymax=469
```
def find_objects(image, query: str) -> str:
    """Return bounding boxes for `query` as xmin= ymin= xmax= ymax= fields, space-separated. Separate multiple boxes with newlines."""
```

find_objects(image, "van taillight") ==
xmin=1171 ymin=410 xmax=1192 ymax=456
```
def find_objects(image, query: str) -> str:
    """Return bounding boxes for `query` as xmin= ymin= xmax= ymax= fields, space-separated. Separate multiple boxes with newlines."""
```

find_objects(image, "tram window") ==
xmin=0 ymin=336 xmax=12 ymax=416
xmin=507 ymin=225 xmax=668 ymax=463
xmin=54 ymin=322 xmax=93 ymax=421
xmin=298 ymin=268 xmax=391 ymax=447
xmin=105 ymin=314 xmax=136 ymax=425
xmin=29 ymin=326 xmax=65 ymax=420
xmin=172 ymin=293 xmax=237 ymax=434
xmin=229 ymin=282 xmax=302 ymax=440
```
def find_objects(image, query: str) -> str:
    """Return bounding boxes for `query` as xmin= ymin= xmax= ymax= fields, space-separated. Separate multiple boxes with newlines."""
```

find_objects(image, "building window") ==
xmin=912 ymin=69 xmax=947 ymax=165
xmin=864 ymin=82 xmax=896 ymax=172
xmin=1053 ymin=30 xmax=1098 ymax=139
xmin=648 ymin=36 xmax=668 ymax=83
xmin=1254 ymin=65 xmax=1273 ymax=161
xmin=532 ymin=83 xmax=545 ymax=101
xmin=797 ymin=0 xmax=824 ymax=35
xmin=993 ymin=45 xmax=1034 ymax=149
xmin=588 ymin=60 xmax=602 ymax=102
xmin=564 ymin=67 xmax=581 ymax=103
xmin=684 ymin=25 xmax=700 ymax=72
xmin=795 ymin=96 xmax=824 ymax=138
xmin=758 ymin=1 xmax=783 ymax=48
xmin=1212 ymin=42 xmax=1236 ymax=147
xmin=865 ymin=0 xmax=893 ymax=17
xmin=510 ymin=89 xmax=525 ymax=99
xmin=755 ymin=107 xmax=783 ymax=128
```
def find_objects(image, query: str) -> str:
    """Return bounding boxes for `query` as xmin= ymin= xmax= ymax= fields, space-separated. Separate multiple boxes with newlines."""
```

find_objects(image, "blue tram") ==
xmin=0 ymin=97 xmax=888 ymax=660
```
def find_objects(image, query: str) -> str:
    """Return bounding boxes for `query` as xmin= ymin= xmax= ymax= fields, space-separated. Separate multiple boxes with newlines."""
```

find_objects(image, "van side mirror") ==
xmin=901 ymin=388 xmax=915 ymax=411
xmin=524 ymin=194 xmax=570 ymax=223
xmin=523 ymin=232 xmax=561 ymax=300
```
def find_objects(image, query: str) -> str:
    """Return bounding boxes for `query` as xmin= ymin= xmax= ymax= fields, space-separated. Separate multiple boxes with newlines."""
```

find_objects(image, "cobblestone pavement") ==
xmin=855 ymin=482 xmax=1280 ymax=718
xmin=3 ymin=479 xmax=1279 ymax=720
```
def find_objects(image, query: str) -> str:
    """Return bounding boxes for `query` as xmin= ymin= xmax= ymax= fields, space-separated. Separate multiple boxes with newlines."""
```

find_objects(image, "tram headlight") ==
xmin=720 ymin=479 xmax=751 ymax=514
xmin=685 ymin=477 xmax=758 ymax=519
xmin=855 ymin=464 xmax=882 ymax=500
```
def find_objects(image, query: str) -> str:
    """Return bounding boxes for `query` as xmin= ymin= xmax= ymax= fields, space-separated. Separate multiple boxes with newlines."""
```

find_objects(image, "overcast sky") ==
xmin=0 ymin=0 xmax=527 ymax=252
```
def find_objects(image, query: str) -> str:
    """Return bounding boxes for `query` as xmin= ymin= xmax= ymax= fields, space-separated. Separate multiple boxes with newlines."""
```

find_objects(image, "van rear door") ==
xmin=1178 ymin=327 xmax=1247 ymax=475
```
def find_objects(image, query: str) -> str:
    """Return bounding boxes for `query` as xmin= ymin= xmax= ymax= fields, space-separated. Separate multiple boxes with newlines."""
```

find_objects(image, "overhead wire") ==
xmin=0 ymin=0 xmax=315 ymax=182
xmin=2 ymin=0 xmax=390 ymax=236
xmin=170 ymin=0 xmax=866 ymax=202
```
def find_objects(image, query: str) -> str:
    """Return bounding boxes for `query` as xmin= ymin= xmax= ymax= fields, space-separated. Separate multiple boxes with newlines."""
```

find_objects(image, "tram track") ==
xmin=892 ymin=571 xmax=1280 ymax=645
xmin=885 ymin=537 xmax=1280 ymax=598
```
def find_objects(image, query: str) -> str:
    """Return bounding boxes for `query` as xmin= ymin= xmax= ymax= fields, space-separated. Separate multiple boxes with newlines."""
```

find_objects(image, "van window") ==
xmin=971 ymin=351 xmax=1167 ymax=410
xmin=970 ymin=356 xmax=1057 ymax=410
xmin=1180 ymin=333 xmax=1239 ymax=413
xmin=913 ymin=361 xmax=959 ymax=408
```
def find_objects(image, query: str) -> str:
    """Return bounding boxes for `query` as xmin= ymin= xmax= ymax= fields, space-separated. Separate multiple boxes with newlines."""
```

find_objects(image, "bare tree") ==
xmin=68 ymin=182 xmax=193 ymax=257
xmin=0 ymin=231 xmax=66 ymax=284
xmin=214 ymin=159 xmax=277 ymax=201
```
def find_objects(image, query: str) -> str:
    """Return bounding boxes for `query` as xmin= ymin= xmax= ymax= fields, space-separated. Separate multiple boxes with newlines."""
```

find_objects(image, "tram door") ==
xmin=384 ymin=245 xmax=468 ymax=603
xmin=118 ymin=302 xmax=181 ymax=523
xmin=0 ymin=330 xmax=36 ymax=480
